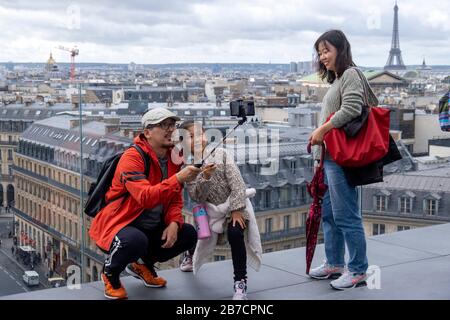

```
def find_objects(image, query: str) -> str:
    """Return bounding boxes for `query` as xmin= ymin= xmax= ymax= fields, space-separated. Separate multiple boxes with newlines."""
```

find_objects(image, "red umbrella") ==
xmin=305 ymin=142 xmax=328 ymax=275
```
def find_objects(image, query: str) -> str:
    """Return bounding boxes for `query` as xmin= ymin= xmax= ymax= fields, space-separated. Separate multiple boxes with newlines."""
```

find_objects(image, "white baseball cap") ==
xmin=141 ymin=107 xmax=181 ymax=128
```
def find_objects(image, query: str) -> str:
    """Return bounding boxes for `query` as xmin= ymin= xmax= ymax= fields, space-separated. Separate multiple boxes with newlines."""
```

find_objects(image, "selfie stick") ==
xmin=194 ymin=116 xmax=247 ymax=168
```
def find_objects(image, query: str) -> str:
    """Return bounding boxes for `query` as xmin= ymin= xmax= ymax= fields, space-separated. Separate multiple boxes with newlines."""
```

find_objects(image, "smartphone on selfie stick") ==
xmin=193 ymin=98 xmax=255 ymax=168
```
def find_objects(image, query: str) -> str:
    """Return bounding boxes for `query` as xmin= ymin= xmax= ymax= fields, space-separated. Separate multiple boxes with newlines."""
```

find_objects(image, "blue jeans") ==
xmin=321 ymin=159 xmax=368 ymax=274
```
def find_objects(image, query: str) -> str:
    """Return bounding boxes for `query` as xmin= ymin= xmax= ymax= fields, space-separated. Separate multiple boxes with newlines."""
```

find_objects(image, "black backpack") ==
xmin=84 ymin=144 xmax=150 ymax=218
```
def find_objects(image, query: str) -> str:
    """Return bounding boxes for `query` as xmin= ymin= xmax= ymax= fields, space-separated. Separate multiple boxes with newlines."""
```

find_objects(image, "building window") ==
xmin=214 ymin=255 xmax=226 ymax=261
xmin=263 ymin=190 xmax=271 ymax=209
xmin=8 ymin=150 xmax=13 ymax=160
xmin=399 ymin=197 xmax=412 ymax=213
xmin=74 ymin=223 xmax=78 ymax=241
xmin=397 ymin=226 xmax=410 ymax=232
xmin=301 ymin=212 xmax=307 ymax=226
xmin=299 ymin=185 xmax=307 ymax=204
xmin=265 ymin=218 xmax=273 ymax=233
xmin=424 ymin=199 xmax=438 ymax=216
xmin=375 ymin=196 xmax=388 ymax=212
xmin=373 ymin=223 xmax=385 ymax=235
xmin=283 ymin=215 xmax=291 ymax=231
xmin=290 ymin=161 xmax=297 ymax=174
xmin=280 ymin=187 xmax=289 ymax=207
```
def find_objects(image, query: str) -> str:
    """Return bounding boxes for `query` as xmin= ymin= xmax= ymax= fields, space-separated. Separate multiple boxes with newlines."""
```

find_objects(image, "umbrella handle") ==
xmin=307 ymin=142 xmax=326 ymax=169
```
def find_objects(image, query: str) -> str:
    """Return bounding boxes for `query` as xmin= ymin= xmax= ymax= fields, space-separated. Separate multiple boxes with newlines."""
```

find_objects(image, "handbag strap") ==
xmin=354 ymin=67 xmax=370 ymax=107
xmin=349 ymin=67 xmax=371 ymax=107
xmin=337 ymin=67 xmax=371 ymax=110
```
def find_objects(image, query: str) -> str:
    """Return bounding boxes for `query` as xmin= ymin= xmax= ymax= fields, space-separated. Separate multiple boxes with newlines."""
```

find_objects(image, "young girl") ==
xmin=177 ymin=120 xmax=262 ymax=300
xmin=308 ymin=30 xmax=378 ymax=290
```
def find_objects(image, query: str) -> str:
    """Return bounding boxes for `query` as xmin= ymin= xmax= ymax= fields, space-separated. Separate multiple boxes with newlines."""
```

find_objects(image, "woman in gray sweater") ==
xmin=308 ymin=30 xmax=377 ymax=290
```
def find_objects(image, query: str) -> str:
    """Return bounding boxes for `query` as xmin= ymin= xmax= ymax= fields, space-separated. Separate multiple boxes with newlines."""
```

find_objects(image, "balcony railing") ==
xmin=255 ymin=198 xmax=311 ymax=212
xmin=12 ymin=207 xmax=79 ymax=248
xmin=12 ymin=207 xmax=105 ymax=264
xmin=0 ymin=141 xmax=19 ymax=146
xmin=363 ymin=210 xmax=450 ymax=222
xmin=0 ymin=174 xmax=13 ymax=182
xmin=260 ymin=226 xmax=307 ymax=242
xmin=11 ymin=165 xmax=88 ymax=198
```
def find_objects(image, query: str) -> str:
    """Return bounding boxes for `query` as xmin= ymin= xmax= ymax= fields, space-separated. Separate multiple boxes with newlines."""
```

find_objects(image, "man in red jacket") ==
xmin=89 ymin=107 xmax=201 ymax=300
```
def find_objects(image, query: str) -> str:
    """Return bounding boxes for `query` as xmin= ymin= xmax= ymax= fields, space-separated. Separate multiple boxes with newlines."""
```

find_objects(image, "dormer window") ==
xmin=423 ymin=193 xmax=441 ymax=216
xmin=399 ymin=191 xmax=415 ymax=214
xmin=374 ymin=190 xmax=391 ymax=212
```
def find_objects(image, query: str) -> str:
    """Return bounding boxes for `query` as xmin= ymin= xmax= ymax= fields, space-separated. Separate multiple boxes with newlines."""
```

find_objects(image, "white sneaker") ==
xmin=330 ymin=271 xmax=367 ymax=290
xmin=232 ymin=280 xmax=248 ymax=300
xmin=309 ymin=261 xmax=345 ymax=280
xmin=179 ymin=254 xmax=193 ymax=272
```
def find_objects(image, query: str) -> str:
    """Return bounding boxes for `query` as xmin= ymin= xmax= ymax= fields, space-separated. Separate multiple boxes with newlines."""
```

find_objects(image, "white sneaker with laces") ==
xmin=330 ymin=271 xmax=367 ymax=290
xmin=179 ymin=254 xmax=193 ymax=272
xmin=309 ymin=261 xmax=345 ymax=280
xmin=232 ymin=280 xmax=248 ymax=300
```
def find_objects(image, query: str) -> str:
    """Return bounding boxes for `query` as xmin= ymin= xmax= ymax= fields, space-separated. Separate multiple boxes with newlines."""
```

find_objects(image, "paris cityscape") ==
xmin=0 ymin=0 xmax=449 ymax=302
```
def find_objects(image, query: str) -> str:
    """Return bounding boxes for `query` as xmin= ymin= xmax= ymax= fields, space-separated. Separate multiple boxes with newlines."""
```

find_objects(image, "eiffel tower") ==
xmin=384 ymin=1 xmax=406 ymax=70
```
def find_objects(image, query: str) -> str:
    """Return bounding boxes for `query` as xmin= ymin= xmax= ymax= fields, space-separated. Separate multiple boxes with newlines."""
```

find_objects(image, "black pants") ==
xmin=188 ymin=221 xmax=247 ymax=282
xmin=104 ymin=223 xmax=197 ymax=275
xmin=228 ymin=222 xmax=247 ymax=282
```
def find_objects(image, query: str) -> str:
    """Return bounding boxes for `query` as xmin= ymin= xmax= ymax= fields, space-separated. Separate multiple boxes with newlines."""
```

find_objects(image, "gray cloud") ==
xmin=0 ymin=0 xmax=448 ymax=66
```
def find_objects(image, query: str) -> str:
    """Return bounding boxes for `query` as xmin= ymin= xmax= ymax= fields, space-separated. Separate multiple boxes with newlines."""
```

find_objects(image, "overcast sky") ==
xmin=0 ymin=0 xmax=448 ymax=67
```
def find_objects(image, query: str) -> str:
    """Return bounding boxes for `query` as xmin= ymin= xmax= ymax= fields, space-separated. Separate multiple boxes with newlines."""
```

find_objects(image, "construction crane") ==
xmin=57 ymin=45 xmax=79 ymax=82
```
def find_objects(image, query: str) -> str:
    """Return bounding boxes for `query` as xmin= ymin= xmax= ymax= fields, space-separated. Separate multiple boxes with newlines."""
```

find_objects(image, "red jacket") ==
xmin=89 ymin=134 xmax=184 ymax=252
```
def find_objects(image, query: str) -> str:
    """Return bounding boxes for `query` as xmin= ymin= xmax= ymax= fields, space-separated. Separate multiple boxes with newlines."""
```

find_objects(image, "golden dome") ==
xmin=47 ymin=53 xmax=56 ymax=65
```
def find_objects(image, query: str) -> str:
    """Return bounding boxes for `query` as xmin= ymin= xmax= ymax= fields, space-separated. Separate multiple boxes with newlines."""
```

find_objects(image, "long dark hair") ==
xmin=314 ymin=30 xmax=355 ymax=84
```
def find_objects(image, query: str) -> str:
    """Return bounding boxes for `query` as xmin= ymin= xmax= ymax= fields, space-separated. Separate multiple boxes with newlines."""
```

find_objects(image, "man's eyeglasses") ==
xmin=146 ymin=121 xmax=177 ymax=130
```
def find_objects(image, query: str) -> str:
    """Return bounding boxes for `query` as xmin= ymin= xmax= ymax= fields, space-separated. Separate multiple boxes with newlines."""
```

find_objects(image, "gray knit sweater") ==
xmin=313 ymin=67 xmax=379 ymax=161
xmin=186 ymin=147 xmax=248 ymax=219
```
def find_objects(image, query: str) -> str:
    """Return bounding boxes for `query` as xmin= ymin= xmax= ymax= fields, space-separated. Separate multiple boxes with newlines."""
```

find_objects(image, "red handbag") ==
xmin=324 ymin=107 xmax=390 ymax=167
xmin=323 ymin=70 xmax=390 ymax=167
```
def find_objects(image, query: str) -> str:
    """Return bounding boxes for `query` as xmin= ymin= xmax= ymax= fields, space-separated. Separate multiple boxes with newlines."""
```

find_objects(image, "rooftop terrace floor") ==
xmin=3 ymin=223 xmax=450 ymax=300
